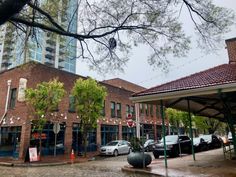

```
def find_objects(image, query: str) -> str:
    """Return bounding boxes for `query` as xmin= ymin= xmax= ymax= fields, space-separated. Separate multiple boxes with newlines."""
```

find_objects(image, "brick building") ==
xmin=0 ymin=62 xmax=166 ymax=160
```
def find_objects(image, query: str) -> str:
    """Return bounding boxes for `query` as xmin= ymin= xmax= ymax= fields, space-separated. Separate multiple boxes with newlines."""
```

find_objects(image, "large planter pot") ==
xmin=127 ymin=152 xmax=152 ymax=168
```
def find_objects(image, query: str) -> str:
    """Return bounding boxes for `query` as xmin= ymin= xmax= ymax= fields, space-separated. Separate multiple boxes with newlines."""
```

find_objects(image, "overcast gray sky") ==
xmin=76 ymin=0 xmax=236 ymax=88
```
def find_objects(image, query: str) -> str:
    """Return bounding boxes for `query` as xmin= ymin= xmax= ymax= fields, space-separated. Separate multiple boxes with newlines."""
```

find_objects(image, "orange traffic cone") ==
xmin=70 ymin=149 xmax=75 ymax=163
xmin=37 ymin=152 xmax=41 ymax=161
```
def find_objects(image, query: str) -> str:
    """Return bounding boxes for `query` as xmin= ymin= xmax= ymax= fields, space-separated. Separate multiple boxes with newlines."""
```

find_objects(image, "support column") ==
xmin=64 ymin=122 xmax=72 ymax=154
xmin=19 ymin=122 xmax=31 ymax=160
xmin=96 ymin=124 xmax=101 ymax=148
xmin=135 ymin=103 xmax=140 ymax=138
xmin=154 ymin=124 xmax=157 ymax=141
xmin=227 ymin=114 xmax=236 ymax=157
xmin=160 ymin=100 xmax=167 ymax=168
xmin=187 ymin=99 xmax=196 ymax=161
xmin=118 ymin=123 xmax=122 ymax=140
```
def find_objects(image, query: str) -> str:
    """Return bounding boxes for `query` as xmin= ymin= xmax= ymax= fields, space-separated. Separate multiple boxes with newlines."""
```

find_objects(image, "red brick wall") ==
xmin=226 ymin=38 xmax=236 ymax=64
xmin=0 ymin=62 xmax=166 ymax=159
xmin=102 ymin=78 xmax=146 ymax=93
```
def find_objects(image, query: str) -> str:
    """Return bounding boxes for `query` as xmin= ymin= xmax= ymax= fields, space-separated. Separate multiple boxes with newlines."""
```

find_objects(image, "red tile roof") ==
xmin=133 ymin=64 xmax=236 ymax=97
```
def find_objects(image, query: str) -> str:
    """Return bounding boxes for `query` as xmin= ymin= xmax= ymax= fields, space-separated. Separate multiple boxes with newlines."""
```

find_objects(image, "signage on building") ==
xmin=18 ymin=78 xmax=27 ymax=102
xmin=126 ymin=113 xmax=134 ymax=127
xmin=31 ymin=133 xmax=47 ymax=140
xmin=53 ymin=123 xmax=60 ymax=134
xmin=29 ymin=147 xmax=38 ymax=162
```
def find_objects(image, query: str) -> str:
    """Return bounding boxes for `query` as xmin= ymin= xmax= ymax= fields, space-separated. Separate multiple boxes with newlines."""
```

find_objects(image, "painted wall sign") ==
xmin=18 ymin=78 xmax=27 ymax=102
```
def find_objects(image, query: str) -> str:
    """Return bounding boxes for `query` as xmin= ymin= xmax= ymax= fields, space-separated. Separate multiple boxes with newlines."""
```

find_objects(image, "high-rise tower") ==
xmin=0 ymin=0 xmax=77 ymax=73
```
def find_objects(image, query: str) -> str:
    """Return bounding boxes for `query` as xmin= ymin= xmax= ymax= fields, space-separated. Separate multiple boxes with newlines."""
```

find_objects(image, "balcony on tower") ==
xmin=44 ymin=58 xmax=54 ymax=66
xmin=46 ymin=38 xmax=56 ymax=46
xmin=1 ymin=58 xmax=12 ymax=68
xmin=45 ymin=52 xmax=54 ymax=60
xmin=45 ymin=46 xmax=55 ymax=53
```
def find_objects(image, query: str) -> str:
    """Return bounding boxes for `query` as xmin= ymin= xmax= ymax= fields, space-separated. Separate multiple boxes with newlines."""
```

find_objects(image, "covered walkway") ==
xmin=131 ymin=38 xmax=236 ymax=169
xmin=123 ymin=148 xmax=236 ymax=177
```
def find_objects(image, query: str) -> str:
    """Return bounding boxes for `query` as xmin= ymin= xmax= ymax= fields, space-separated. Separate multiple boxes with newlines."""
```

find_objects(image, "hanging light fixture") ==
xmin=10 ymin=118 xmax=14 ymax=124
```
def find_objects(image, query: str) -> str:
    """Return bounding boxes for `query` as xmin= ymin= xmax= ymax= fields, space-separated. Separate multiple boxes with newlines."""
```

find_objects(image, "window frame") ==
xmin=111 ymin=101 xmax=116 ymax=118
xmin=116 ymin=103 xmax=121 ymax=118
xmin=9 ymin=88 xmax=17 ymax=109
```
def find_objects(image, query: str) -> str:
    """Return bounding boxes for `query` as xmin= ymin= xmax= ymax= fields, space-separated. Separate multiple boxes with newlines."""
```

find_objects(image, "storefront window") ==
xmin=30 ymin=122 xmax=66 ymax=156
xmin=101 ymin=125 xmax=118 ymax=145
xmin=122 ymin=126 xmax=136 ymax=141
xmin=0 ymin=126 xmax=21 ymax=157
xmin=72 ymin=123 xmax=97 ymax=154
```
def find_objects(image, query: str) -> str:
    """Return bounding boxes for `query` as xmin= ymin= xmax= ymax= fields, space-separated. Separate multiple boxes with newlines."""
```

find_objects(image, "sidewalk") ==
xmin=122 ymin=148 xmax=236 ymax=177
xmin=0 ymin=151 xmax=99 ymax=167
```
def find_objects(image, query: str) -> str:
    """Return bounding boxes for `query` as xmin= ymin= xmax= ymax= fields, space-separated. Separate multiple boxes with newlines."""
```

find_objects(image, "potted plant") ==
xmin=127 ymin=137 xmax=152 ymax=168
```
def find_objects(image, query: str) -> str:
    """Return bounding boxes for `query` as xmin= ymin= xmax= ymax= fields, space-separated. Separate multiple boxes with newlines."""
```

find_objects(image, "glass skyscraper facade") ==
xmin=0 ymin=0 xmax=77 ymax=73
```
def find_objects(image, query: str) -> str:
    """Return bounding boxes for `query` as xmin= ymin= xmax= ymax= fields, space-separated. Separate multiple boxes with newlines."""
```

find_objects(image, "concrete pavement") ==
xmin=122 ymin=148 xmax=236 ymax=177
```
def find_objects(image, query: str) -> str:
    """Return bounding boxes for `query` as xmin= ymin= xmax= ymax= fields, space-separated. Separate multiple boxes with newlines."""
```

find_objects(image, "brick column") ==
xmin=154 ymin=124 xmax=157 ymax=141
xmin=119 ymin=123 xmax=122 ymax=140
xmin=96 ymin=124 xmax=101 ymax=149
xmin=19 ymin=123 xmax=31 ymax=160
xmin=64 ymin=122 xmax=73 ymax=154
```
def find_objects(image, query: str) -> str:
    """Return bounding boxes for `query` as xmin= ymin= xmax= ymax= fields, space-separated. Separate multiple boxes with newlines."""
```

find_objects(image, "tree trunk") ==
xmin=82 ymin=130 xmax=87 ymax=157
xmin=39 ymin=130 xmax=42 ymax=160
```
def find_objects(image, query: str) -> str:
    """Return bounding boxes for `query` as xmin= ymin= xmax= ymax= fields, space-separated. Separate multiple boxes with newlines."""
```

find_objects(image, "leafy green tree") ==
xmin=193 ymin=116 xmax=226 ymax=135
xmin=25 ymin=78 xmax=65 ymax=158
xmin=0 ymin=0 xmax=234 ymax=73
xmin=166 ymin=108 xmax=181 ymax=134
xmin=72 ymin=78 xmax=107 ymax=156
xmin=166 ymin=108 xmax=227 ymax=135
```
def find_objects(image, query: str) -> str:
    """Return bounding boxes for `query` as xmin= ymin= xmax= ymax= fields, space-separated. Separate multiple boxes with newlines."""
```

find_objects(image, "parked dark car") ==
xmin=193 ymin=137 xmax=208 ymax=152
xmin=153 ymin=135 xmax=192 ymax=159
xmin=199 ymin=134 xmax=221 ymax=149
xmin=144 ymin=139 xmax=157 ymax=152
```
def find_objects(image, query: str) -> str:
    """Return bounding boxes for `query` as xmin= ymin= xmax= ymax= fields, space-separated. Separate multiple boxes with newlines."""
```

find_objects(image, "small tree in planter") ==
xmin=72 ymin=78 xmax=107 ymax=157
xmin=127 ymin=137 xmax=152 ymax=168
xmin=25 ymin=78 xmax=65 ymax=159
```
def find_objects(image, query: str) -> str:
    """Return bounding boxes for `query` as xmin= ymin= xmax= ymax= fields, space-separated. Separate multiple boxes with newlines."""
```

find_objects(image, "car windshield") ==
xmin=106 ymin=141 xmax=118 ymax=146
xmin=160 ymin=135 xmax=178 ymax=143
xmin=200 ymin=135 xmax=211 ymax=141
xmin=144 ymin=139 xmax=154 ymax=146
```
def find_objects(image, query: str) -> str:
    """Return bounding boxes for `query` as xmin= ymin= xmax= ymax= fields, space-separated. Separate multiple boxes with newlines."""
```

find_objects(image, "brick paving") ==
xmin=0 ymin=149 xmax=235 ymax=177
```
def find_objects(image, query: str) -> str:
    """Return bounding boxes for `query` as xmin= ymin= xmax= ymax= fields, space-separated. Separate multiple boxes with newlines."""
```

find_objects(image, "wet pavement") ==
xmin=123 ymin=148 xmax=236 ymax=177
xmin=0 ymin=154 xmax=153 ymax=177
xmin=0 ymin=148 xmax=235 ymax=177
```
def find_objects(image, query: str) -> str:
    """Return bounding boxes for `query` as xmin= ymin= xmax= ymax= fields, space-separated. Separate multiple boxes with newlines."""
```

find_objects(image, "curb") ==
xmin=13 ymin=162 xmax=69 ymax=167
xmin=0 ymin=162 xmax=13 ymax=167
xmin=121 ymin=165 xmax=163 ymax=177
xmin=0 ymin=161 xmax=77 ymax=167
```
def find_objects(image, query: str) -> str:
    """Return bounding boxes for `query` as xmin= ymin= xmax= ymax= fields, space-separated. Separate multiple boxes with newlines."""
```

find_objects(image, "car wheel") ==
xmin=113 ymin=149 xmax=118 ymax=157
xmin=153 ymin=152 xmax=159 ymax=159
xmin=154 ymin=154 xmax=159 ymax=159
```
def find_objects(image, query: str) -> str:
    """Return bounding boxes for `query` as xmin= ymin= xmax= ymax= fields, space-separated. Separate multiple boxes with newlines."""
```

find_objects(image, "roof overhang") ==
xmin=131 ymin=82 xmax=236 ymax=103
xmin=130 ymin=83 xmax=236 ymax=122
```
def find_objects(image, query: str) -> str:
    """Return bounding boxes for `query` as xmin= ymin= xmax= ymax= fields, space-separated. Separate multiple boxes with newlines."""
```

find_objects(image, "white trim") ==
xmin=130 ymin=82 xmax=236 ymax=103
